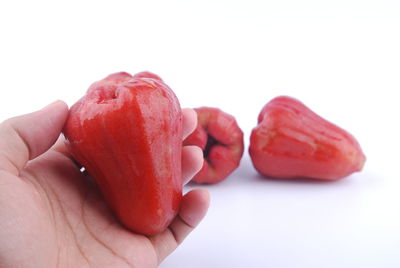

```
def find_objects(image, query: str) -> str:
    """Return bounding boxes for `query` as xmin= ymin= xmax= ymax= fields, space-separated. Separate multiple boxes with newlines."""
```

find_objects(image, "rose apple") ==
xmin=183 ymin=107 xmax=244 ymax=184
xmin=249 ymin=96 xmax=366 ymax=180
xmin=63 ymin=71 xmax=182 ymax=235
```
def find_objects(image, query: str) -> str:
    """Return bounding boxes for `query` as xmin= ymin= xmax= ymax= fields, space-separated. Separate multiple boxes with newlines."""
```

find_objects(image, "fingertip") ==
xmin=182 ymin=108 xmax=197 ymax=121
xmin=42 ymin=100 xmax=69 ymax=111
xmin=180 ymin=189 xmax=210 ymax=228
xmin=182 ymin=145 xmax=204 ymax=185
xmin=182 ymin=108 xmax=198 ymax=140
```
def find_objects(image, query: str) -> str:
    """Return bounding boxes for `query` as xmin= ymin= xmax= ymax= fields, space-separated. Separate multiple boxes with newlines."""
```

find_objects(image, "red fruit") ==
xmin=249 ymin=96 xmax=366 ymax=180
xmin=132 ymin=71 xmax=163 ymax=81
xmin=183 ymin=107 xmax=244 ymax=184
xmin=63 ymin=71 xmax=182 ymax=235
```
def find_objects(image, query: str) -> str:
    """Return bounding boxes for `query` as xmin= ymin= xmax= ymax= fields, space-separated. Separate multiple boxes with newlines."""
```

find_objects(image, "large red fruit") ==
xmin=63 ymin=71 xmax=182 ymax=235
xmin=249 ymin=96 xmax=366 ymax=180
xmin=183 ymin=107 xmax=244 ymax=184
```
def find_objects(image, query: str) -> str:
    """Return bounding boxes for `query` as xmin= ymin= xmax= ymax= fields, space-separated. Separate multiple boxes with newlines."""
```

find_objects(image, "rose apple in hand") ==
xmin=183 ymin=107 xmax=244 ymax=184
xmin=249 ymin=96 xmax=366 ymax=180
xmin=63 ymin=71 xmax=182 ymax=235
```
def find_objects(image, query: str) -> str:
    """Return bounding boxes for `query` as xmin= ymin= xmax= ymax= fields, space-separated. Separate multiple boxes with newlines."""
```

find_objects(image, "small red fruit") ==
xmin=183 ymin=107 xmax=244 ymax=184
xmin=249 ymin=96 xmax=366 ymax=180
xmin=63 ymin=71 xmax=182 ymax=235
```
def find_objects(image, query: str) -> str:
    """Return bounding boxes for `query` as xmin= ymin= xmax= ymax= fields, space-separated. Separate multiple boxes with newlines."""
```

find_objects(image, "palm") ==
xmin=15 ymin=148 xmax=158 ymax=267
xmin=0 ymin=102 xmax=208 ymax=268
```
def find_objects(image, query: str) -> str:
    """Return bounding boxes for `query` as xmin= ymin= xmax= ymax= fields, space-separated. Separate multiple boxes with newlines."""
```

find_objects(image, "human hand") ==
xmin=0 ymin=101 xmax=210 ymax=268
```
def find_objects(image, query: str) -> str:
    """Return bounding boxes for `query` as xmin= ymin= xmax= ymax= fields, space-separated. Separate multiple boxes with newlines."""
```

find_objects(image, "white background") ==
xmin=1 ymin=0 xmax=400 ymax=267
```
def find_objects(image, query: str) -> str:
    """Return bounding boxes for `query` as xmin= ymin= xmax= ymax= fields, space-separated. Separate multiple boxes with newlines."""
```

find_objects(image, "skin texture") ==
xmin=63 ymin=72 xmax=182 ymax=235
xmin=0 ymin=101 xmax=209 ymax=268
xmin=183 ymin=107 xmax=244 ymax=184
xmin=249 ymin=96 xmax=366 ymax=180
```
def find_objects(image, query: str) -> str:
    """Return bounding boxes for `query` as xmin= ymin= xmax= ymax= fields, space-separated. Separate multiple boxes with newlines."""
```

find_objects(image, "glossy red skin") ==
xmin=249 ymin=96 xmax=366 ymax=180
xmin=63 ymin=71 xmax=182 ymax=235
xmin=183 ymin=107 xmax=244 ymax=184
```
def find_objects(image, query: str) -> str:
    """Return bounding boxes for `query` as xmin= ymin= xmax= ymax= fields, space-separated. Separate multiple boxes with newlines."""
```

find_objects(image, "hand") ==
xmin=0 ymin=101 xmax=209 ymax=268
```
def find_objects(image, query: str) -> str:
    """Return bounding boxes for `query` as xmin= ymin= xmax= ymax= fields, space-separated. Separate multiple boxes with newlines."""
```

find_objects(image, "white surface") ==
xmin=1 ymin=1 xmax=399 ymax=267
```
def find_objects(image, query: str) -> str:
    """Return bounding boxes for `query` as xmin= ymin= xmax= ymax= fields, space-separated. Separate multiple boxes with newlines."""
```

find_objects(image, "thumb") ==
xmin=0 ymin=101 xmax=68 ymax=174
